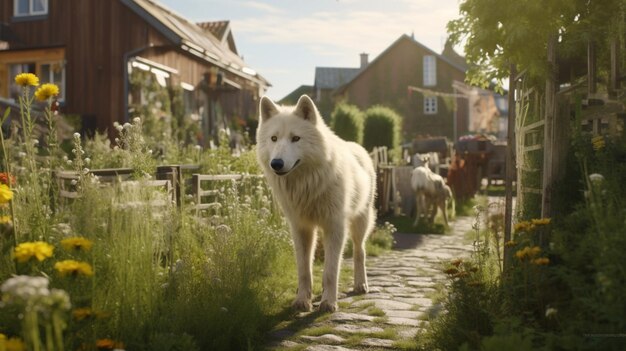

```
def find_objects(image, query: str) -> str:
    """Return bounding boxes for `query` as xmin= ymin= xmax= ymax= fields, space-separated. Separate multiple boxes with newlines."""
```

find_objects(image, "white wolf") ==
xmin=256 ymin=95 xmax=376 ymax=312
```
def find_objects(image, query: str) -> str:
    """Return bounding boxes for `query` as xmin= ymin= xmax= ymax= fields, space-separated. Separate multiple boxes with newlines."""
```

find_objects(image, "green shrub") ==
xmin=330 ymin=103 xmax=364 ymax=144
xmin=362 ymin=105 xmax=401 ymax=151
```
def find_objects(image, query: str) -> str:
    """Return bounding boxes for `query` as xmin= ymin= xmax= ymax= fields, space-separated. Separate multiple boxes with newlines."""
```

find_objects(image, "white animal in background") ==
xmin=410 ymin=156 xmax=453 ymax=227
xmin=256 ymin=95 xmax=376 ymax=313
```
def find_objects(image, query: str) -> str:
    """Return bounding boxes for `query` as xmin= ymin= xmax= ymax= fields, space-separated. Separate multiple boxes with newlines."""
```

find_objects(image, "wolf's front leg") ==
xmin=291 ymin=225 xmax=316 ymax=312
xmin=319 ymin=221 xmax=346 ymax=312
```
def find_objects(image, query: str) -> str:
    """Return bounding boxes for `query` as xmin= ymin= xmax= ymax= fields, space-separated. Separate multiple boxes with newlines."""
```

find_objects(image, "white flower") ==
xmin=195 ymin=145 xmax=202 ymax=150
xmin=84 ymin=158 xmax=91 ymax=164
xmin=32 ymin=139 xmax=39 ymax=145
xmin=70 ymin=179 xmax=77 ymax=186
xmin=113 ymin=121 xmax=120 ymax=128
xmin=83 ymin=168 xmax=90 ymax=174
xmin=116 ymin=125 xmax=124 ymax=132
xmin=1 ymin=275 xmax=51 ymax=305
xmin=545 ymin=307 xmax=558 ymax=318
xmin=73 ymin=132 xmax=81 ymax=139
xmin=123 ymin=123 xmax=132 ymax=129
xmin=589 ymin=173 xmax=604 ymax=183
xmin=133 ymin=117 xmax=141 ymax=124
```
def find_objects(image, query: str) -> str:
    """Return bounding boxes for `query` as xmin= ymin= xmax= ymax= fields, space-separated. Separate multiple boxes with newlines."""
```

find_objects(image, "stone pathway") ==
xmin=267 ymin=216 xmax=476 ymax=350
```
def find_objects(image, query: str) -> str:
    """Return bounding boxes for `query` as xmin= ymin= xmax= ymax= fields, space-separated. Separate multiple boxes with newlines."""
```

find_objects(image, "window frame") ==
xmin=13 ymin=0 xmax=48 ymax=17
xmin=38 ymin=61 xmax=66 ymax=102
xmin=424 ymin=96 xmax=438 ymax=115
xmin=423 ymin=55 xmax=437 ymax=87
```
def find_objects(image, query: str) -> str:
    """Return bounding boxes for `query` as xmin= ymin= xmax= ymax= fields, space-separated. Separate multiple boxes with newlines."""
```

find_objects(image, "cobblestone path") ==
xmin=267 ymin=215 xmax=476 ymax=350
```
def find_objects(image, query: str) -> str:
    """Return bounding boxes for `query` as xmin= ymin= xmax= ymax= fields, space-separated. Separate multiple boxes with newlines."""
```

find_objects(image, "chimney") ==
xmin=360 ymin=53 xmax=369 ymax=68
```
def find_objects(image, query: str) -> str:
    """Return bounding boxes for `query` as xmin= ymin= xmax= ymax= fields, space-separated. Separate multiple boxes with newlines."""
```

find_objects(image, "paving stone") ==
xmin=334 ymin=324 xmax=384 ymax=334
xmin=300 ymin=334 xmax=345 ymax=344
xmin=354 ymin=299 xmax=413 ymax=310
xmin=329 ymin=312 xmax=375 ymax=323
xmin=360 ymin=338 xmax=395 ymax=348
xmin=384 ymin=310 xmax=421 ymax=319
xmin=305 ymin=345 xmax=359 ymax=351
xmin=272 ymin=340 xmax=301 ymax=348
xmin=385 ymin=317 xmax=422 ymax=327
xmin=395 ymin=297 xmax=434 ymax=307
xmin=397 ymin=328 xmax=420 ymax=339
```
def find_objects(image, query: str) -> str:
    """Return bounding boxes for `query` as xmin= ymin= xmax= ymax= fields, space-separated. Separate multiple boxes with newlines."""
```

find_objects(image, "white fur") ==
xmin=410 ymin=164 xmax=453 ymax=227
xmin=256 ymin=95 xmax=376 ymax=312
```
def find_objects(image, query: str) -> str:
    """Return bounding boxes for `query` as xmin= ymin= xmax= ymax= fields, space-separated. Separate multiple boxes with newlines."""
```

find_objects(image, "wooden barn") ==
xmin=0 ymin=0 xmax=269 ymax=143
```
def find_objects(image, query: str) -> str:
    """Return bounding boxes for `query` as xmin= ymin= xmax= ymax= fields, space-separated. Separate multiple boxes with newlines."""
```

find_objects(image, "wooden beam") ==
xmin=541 ymin=35 xmax=558 ymax=219
xmin=588 ymin=39 xmax=597 ymax=95
xmin=504 ymin=63 xmax=516 ymax=273
xmin=610 ymin=37 xmax=620 ymax=97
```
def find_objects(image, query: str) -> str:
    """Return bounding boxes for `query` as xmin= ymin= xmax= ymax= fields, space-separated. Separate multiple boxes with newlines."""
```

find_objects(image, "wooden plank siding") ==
xmin=1 ymin=0 xmax=169 ymax=132
xmin=337 ymin=36 xmax=467 ymax=141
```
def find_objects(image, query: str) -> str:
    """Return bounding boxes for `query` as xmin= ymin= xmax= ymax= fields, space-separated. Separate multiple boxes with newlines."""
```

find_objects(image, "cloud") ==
xmin=232 ymin=1 xmax=459 ymax=60
xmin=241 ymin=1 xmax=283 ymax=14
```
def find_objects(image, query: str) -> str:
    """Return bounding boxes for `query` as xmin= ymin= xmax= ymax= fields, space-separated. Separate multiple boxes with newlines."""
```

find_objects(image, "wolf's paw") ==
xmin=353 ymin=283 xmax=369 ymax=295
xmin=318 ymin=300 xmax=337 ymax=313
xmin=292 ymin=299 xmax=313 ymax=312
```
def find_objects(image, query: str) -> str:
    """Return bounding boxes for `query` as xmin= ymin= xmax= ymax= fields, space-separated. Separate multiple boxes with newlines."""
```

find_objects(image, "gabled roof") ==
xmin=121 ymin=0 xmax=268 ymax=86
xmin=335 ymin=34 xmax=467 ymax=95
xmin=197 ymin=20 xmax=238 ymax=55
xmin=279 ymin=85 xmax=314 ymax=105
xmin=314 ymin=67 xmax=361 ymax=90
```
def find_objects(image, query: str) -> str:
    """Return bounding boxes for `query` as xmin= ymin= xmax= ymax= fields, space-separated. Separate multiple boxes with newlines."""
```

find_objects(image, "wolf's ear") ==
xmin=259 ymin=96 xmax=279 ymax=122
xmin=294 ymin=95 xmax=318 ymax=123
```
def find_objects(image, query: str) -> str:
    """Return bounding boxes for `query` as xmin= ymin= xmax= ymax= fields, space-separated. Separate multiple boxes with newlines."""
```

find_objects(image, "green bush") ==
xmin=362 ymin=105 xmax=402 ymax=151
xmin=330 ymin=103 xmax=364 ymax=143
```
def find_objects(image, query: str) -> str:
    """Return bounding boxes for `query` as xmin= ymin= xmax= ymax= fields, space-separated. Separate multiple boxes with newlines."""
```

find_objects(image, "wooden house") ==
xmin=334 ymin=34 xmax=471 ymax=141
xmin=0 ymin=0 xmax=269 ymax=143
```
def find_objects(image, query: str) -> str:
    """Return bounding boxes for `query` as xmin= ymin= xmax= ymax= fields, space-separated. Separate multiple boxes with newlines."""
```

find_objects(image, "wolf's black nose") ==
xmin=270 ymin=159 xmax=284 ymax=171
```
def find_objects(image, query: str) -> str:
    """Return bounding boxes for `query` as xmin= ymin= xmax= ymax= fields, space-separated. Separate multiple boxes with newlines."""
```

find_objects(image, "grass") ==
xmin=381 ymin=214 xmax=446 ymax=234
xmin=367 ymin=306 xmax=386 ymax=317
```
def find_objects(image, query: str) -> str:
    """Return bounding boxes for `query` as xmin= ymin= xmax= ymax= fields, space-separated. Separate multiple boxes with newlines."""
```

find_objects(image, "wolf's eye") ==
xmin=292 ymin=136 xmax=300 ymax=142
xmin=271 ymin=136 xmax=277 ymax=142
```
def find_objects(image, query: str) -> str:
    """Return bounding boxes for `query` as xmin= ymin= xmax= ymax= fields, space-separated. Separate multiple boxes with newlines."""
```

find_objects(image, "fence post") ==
xmin=504 ymin=63 xmax=517 ymax=273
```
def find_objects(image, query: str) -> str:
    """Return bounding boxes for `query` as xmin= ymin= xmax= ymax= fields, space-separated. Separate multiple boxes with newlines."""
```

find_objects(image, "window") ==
xmin=424 ymin=96 xmax=437 ymax=114
xmin=423 ymin=55 xmax=437 ymax=87
xmin=7 ymin=61 xmax=65 ymax=102
xmin=14 ymin=0 xmax=48 ymax=17
xmin=40 ymin=62 xmax=66 ymax=101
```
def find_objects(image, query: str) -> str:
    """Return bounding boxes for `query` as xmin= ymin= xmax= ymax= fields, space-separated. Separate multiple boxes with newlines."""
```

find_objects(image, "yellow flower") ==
xmin=34 ymin=83 xmax=60 ymax=101
xmin=14 ymin=241 xmax=54 ymax=263
xmin=0 ymin=215 xmax=11 ymax=224
xmin=14 ymin=73 xmax=39 ymax=87
xmin=514 ymin=221 xmax=534 ymax=233
xmin=591 ymin=135 xmax=605 ymax=151
xmin=73 ymin=308 xmax=93 ymax=321
xmin=532 ymin=257 xmax=550 ymax=266
xmin=61 ymin=237 xmax=93 ymax=251
xmin=515 ymin=246 xmax=542 ymax=260
xmin=96 ymin=339 xmax=124 ymax=350
xmin=0 ymin=184 xmax=13 ymax=204
xmin=504 ymin=240 xmax=517 ymax=248
xmin=531 ymin=218 xmax=551 ymax=226
xmin=54 ymin=260 xmax=94 ymax=277
xmin=4 ymin=336 xmax=26 ymax=351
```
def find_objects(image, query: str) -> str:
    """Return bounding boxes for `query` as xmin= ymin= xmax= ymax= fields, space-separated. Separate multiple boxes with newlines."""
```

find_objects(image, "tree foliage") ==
xmin=330 ymin=103 xmax=364 ymax=144
xmin=447 ymin=0 xmax=626 ymax=88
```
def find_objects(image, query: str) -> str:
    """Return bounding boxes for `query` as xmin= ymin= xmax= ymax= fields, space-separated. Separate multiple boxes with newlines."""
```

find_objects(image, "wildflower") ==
xmin=73 ymin=307 xmax=93 ymax=321
xmin=47 ymin=288 xmax=72 ymax=310
xmin=444 ymin=267 xmax=459 ymax=275
xmin=132 ymin=117 xmax=141 ymax=124
xmin=531 ymin=218 xmax=551 ymax=226
xmin=514 ymin=221 xmax=534 ymax=233
xmin=54 ymin=260 xmax=94 ymax=277
xmin=545 ymin=307 xmax=558 ymax=318
xmin=61 ymin=237 xmax=94 ymax=252
xmin=34 ymin=83 xmax=60 ymax=101
xmin=5 ymin=336 xmax=27 ymax=351
xmin=14 ymin=73 xmax=39 ymax=87
xmin=0 ymin=172 xmax=16 ymax=185
xmin=589 ymin=173 xmax=604 ymax=184
xmin=450 ymin=258 xmax=463 ymax=267
xmin=0 ymin=215 xmax=11 ymax=224
xmin=73 ymin=132 xmax=81 ymax=139
xmin=591 ymin=135 xmax=605 ymax=151
xmin=14 ymin=241 xmax=54 ymax=263
xmin=1 ymin=275 xmax=50 ymax=305
xmin=532 ymin=257 xmax=550 ymax=266
xmin=504 ymin=240 xmax=517 ymax=248
xmin=515 ymin=246 xmax=541 ymax=260
xmin=0 ymin=184 xmax=13 ymax=203
xmin=96 ymin=339 xmax=124 ymax=350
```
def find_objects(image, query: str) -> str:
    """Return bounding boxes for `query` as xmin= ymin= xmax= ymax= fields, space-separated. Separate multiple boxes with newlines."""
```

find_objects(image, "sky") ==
xmin=160 ymin=0 xmax=463 ymax=101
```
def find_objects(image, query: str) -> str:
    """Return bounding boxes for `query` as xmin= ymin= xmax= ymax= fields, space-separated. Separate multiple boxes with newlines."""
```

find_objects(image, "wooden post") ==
xmin=588 ymin=39 xmax=597 ymax=95
xmin=541 ymin=35 xmax=558 ymax=219
xmin=503 ymin=64 xmax=516 ymax=273
xmin=610 ymin=37 xmax=620 ymax=97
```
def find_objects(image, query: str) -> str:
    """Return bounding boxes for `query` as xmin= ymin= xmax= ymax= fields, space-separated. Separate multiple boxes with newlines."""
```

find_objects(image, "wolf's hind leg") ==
xmin=319 ymin=221 xmax=347 ymax=313
xmin=350 ymin=206 xmax=374 ymax=294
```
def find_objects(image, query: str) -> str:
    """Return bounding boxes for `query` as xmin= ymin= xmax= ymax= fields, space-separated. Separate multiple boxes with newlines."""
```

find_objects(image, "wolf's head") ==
xmin=256 ymin=95 xmax=327 ymax=177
